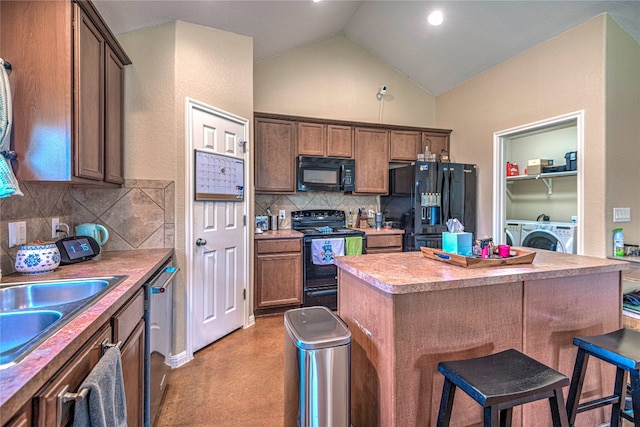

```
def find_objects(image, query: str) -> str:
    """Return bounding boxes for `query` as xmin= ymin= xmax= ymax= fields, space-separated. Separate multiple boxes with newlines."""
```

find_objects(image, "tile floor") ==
xmin=156 ymin=315 xmax=285 ymax=427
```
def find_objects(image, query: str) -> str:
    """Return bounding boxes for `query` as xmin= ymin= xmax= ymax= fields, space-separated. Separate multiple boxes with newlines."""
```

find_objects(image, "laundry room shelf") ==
xmin=506 ymin=170 xmax=577 ymax=195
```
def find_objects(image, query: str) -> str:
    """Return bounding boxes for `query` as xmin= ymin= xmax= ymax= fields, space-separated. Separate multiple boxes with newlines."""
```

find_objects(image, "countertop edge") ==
xmin=336 ymin=251 xmax=629 ymax=295
xmin=0 ymin=248 xmax=173 ymax=420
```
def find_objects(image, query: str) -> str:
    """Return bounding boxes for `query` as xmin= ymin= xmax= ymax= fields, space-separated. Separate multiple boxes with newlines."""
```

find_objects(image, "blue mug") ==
xmin=76 ymin=223 xmax=109 ymax=246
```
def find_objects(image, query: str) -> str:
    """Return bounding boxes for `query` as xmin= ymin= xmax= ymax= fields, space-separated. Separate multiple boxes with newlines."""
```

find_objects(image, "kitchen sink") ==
xmin=0 ymin=276 xmax=127 ymax=369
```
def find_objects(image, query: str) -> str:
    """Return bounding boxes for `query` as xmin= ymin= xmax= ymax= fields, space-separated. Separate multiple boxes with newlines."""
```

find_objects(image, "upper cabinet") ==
xmin=389 ymin=129 xmax=451 ymax=162
xmin=254 ymin=112 xmax=451 ymax=194
xmin=255 ymin=117 xmax=297 ymax=193
xmin=354 ymin=127 xmax=389 ymax=194
xmin=298 ymin=122 xmax=353 ymax=158
xmin=0 ymin=0 xmax=131 ymax=185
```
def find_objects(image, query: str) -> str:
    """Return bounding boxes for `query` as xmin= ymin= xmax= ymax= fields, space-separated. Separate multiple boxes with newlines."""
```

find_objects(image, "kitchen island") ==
xmin=335 ymin=249 xmax=627 ymax=427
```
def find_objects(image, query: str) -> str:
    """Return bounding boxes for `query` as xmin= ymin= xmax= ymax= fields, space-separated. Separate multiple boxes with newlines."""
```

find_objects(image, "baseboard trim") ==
xmin=168 ymin=351 xmax=191 ymax=368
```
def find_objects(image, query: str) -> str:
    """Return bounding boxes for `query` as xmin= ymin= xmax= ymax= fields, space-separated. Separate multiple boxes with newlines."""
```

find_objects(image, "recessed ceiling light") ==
xmin=428 ymin=10 xmax=444 ymax=26
xmin=313 ymin=0 xmax=322 ymax=3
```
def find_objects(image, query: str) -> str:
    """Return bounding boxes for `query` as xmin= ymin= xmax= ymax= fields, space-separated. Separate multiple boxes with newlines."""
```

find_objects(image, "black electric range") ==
xmin=291 ymin=210 xmax=366 ymax=310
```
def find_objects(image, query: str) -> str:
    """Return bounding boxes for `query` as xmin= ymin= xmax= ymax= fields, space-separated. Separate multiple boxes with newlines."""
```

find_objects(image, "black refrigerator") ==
xmin=381 ymin=161 xmax=477 ymax=251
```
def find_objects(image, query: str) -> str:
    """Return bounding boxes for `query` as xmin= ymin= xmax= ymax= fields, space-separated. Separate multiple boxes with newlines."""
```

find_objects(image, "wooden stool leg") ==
xmin=611 ymin=367 xmax=627 ymax=427
xmin=549 ymin=387 xmax=570 ymax=427
xmin=566 ymin=349 xmax=590 ymax=426
xmin=629 ymin=369 xmax=640 ymax=427
xmin=483 ymin=406 xmax=498 ymax=427
xmin=436 ymin=378 xmax=456 ymax=427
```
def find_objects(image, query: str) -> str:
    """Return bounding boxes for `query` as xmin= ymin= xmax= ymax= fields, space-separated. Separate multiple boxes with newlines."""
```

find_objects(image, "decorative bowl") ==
xmin=14 ymin=242 xmax=61 ymax=275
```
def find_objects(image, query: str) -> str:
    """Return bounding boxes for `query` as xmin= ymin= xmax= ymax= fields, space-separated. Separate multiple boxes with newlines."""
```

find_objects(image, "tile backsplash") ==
xmin=1 ymin=180 xmax=175 ymax=276
xmin=255 ymin=192 xmax=379 ymax=229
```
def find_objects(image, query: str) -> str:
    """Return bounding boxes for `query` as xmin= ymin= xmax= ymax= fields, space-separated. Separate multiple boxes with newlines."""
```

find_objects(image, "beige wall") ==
xmin=436 ymin=15 xmax=617 ymax=257
xmin=605 ymin=15 xmax=640 ymax=254
xmin=255 ymin=35 xmax=436 ymax=127
xmin=119 ymin=21 xmax=253 ymax=357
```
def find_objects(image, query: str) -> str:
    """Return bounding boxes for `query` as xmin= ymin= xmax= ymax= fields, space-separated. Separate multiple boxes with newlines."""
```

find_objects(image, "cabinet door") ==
xmin=120 ymin=321 xmax=145 ymax=427
xmin=255 ymin=118 xmax=297 ymax=193
xmin=354 ymin=127 xmax=389 ymax=194
xmin=33 ymin=325 xmax=112 ymax=427
xmin=327 ymin=125 xmax=353 ymax=158
xmin=104 ymin=46 xmax=125 ymax=184
xmin=390 ymin=130 xmax=421 ymax=161
xmin=422 ymin=132 xmax=449 ymax=160
xmin=255 ymin=252 xmax=302 ymax=308
xmin=74 ymin=5 xmax=105 ymax=181
xmin=298 ymin=122 xmax=326 ymax=156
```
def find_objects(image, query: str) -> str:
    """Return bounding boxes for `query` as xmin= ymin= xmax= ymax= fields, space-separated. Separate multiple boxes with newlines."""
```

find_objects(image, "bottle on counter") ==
xmin=613 ymin=228 xmax=625 ymax=257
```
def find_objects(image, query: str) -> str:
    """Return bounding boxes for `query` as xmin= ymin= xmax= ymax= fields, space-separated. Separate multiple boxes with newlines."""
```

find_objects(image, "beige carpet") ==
xmin=156 ymin=315 xmax=285 ymax=427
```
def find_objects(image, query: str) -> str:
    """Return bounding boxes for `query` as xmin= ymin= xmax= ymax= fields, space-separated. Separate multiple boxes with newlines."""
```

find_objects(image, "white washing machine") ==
xmin=505 ymin=220 xmax=523 ymax=246
xmin=521 ymin=221 xmax=577 ymax=253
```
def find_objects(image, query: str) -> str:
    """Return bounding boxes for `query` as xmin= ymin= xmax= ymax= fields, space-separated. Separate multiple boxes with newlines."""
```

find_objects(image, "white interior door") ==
xmin=187 ymin=99 xmax=248 ymax=353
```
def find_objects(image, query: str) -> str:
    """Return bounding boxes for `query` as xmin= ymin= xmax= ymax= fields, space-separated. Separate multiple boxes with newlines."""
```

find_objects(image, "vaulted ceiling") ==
xmin=94 ymin=1 xmax=640 ymax=96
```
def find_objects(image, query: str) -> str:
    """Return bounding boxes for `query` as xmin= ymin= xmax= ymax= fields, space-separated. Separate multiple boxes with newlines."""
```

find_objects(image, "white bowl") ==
xmin=14 ymin=242 xmax=61 ymax=275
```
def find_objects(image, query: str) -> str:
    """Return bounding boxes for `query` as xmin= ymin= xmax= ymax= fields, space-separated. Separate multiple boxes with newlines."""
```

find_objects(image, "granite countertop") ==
xmin=254 ymin=229 xmax=303 ymax=239
xmin=0 ymin=248 xmax=173 ymax=418
xmin=335 ymin=249 xmax=628 ymax=295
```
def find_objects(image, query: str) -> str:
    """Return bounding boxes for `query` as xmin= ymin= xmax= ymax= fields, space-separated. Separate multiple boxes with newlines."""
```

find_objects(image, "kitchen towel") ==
xmin=0 ymin=57 xmax=22 ymax=198
xmin=311 ymin=238 xmax=345 ymax=265
xmin=345 ymin=236 xmax=363 ymax=256
xmin=73 ymin=346 xmax=127 ymax=427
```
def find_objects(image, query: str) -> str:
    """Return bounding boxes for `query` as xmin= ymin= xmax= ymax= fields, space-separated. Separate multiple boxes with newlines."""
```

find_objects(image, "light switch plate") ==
xmin=8 ymin=221 xmax=27 ymax=247
xmin=613 ymin=207 xmax=631 ymax=223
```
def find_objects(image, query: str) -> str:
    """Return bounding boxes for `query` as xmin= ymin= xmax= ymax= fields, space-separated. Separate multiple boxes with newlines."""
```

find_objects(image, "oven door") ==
xmin=302 ymin=234 xmax=366 ymax=310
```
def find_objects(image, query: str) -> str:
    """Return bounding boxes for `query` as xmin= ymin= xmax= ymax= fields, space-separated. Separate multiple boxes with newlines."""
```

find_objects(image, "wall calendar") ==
xmin=194 ymin=150 xmax=244 ymax=201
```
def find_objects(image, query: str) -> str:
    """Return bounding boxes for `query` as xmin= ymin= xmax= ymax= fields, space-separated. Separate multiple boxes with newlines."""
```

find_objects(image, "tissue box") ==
xmin=442 ymin=232 xmax=473 ymax=256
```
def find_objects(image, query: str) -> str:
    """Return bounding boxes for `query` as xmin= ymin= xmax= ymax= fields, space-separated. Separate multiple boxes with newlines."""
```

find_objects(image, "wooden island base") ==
xmin=336 ymin=250 xmax=626 ymax=427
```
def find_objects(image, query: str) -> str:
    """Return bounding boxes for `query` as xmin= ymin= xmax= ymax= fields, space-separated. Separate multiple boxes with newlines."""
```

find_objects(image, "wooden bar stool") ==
xmin=566 ymin=328 xmax=640 ymax=427
xmin=436 ymin=349 xmax=570 ymax=427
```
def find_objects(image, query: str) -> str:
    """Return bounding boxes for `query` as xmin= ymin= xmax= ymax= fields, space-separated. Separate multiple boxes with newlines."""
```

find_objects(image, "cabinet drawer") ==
xmin=366 ymin=234 xmax=403 ymax=249
xmin=256 ymin=239 xmax=301 ymax=254
xmin=113 ymin=289 xmax=144 ymax=343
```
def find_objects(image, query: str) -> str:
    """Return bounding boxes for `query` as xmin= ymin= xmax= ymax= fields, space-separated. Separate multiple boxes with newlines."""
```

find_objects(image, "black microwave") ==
xmin=297 ymin=156 xmax=355 ymax=192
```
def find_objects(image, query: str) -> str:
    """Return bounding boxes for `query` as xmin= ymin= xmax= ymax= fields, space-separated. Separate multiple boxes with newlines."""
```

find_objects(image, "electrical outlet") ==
xmin=279 ymin=210 xmax=286 ymax=220
xmin=51 ymin=218 xmax=60 ymax=239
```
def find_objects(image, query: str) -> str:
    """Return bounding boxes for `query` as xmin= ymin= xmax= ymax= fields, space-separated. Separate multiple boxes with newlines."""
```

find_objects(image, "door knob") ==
xmin=195 ymin=238 xmax=207 ymax=246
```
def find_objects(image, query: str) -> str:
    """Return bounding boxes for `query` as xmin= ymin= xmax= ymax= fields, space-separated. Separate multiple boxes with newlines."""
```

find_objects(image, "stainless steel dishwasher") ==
xmin=144 ymin=258 xmax=179 ymax=427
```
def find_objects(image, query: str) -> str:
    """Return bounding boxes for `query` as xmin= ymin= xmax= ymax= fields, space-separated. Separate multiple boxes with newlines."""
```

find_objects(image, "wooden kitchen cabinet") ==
xmin=32 ymin=325 xmax=112 ymax=427
xmin=112 ymin=290 xmax=145 ymax=427
xmin=254 ymin=238 xmax=302 ymax=315
xmin=3 ymin=403 xmax=31 ymax=427
xmin=354 ymin=127 xmax=389 ymax=194
xmin=0 ymin=0 xmax=130 ymax=185
xmin=389 ymin=130 xmax=422 ymax=161
xmin=255 ymin=117 xmax=298 ymax=193
xmin=422 ymin=131 xmax=450 ymax=160
xmin=366 ymin=233 xmax=403 ymax=253
xmin=298 ymin=122 xmax=354 ymax=158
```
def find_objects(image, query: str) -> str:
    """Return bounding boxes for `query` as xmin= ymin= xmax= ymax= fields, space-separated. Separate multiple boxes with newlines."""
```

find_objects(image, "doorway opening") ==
xmin=492 ymin=111 xmax=585 ymax=254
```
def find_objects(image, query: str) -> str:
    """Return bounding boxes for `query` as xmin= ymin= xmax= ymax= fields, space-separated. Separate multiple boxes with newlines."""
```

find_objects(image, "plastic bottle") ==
xmin=613 ymin=228 xmax=625 ymax=257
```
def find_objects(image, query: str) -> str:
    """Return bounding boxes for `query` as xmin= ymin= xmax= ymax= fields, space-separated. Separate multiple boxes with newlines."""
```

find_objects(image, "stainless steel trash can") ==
xmin=284 ymin=306 xmax=351 ymax=427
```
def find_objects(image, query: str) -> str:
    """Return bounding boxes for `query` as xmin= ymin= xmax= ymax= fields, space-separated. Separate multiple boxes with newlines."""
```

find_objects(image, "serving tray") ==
xmin=420 ymin=247 xmax=536 ymax=268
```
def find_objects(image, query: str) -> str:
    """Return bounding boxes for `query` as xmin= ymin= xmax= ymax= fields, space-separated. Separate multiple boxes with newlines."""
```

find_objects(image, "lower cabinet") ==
xmin=255 ymin=238 xmax=302 ymax=315
xmin=33 ymin=326 xmax=113 ymax=426
xmin=27 ymin=289 xmax=145 ymax=427
xmin=366 ymin=233 xmax=403 ymax=253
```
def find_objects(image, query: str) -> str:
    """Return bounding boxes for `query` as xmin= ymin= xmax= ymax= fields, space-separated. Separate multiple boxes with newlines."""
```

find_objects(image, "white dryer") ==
xmin=505 ymin=220 xmax=523 ymax=246
xmin=521 ymin=222 xmax=577 ymax=253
